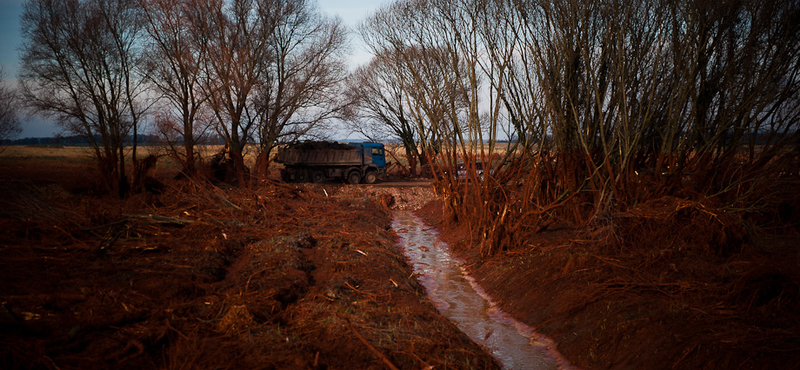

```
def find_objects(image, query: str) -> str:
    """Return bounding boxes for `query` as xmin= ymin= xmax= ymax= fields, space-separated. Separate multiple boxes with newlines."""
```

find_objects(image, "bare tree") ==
xmin=187 ymin=0 xmax=279 ymax=186
xmin=140 ymin=0 xmax=211 ymax=176
xmin=20 ymin=0 xmax=148 ymax=196
xmin=344 ymin=54 xmax=426 ymax=175
xmin=252 ymin=0 xmax=349 ymax=178
xmin=361 ymin=1 xmax=479 ymax=176
xmin=361 ymin=0 xmax=504 ymax=235
xmin=182 ymin=0 xmax=349 ymax=184
xmin=0 ymin=69 xmax=21 ymax=146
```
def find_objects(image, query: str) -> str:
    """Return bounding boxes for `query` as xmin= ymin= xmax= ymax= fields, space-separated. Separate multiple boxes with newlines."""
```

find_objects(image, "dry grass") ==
xmin=0 ymin=152 xmax=499 ymax=370
xmin=421 ymin=145 xmax=800 ymax=370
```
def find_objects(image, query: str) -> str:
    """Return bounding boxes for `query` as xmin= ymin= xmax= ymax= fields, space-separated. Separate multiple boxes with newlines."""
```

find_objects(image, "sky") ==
xmin=0 ymin=0 xmax=390 ymax=138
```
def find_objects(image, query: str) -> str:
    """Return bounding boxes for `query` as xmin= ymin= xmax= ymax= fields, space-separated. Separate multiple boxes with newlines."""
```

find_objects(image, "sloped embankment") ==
xmin=418 ymin=197 xmax=800 ymax=370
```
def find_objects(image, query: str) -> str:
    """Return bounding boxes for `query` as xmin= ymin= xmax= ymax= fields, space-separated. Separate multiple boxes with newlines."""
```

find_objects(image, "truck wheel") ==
xmin=312 ymin=170 xmax=325 ymax=183
xmin=347 ymin=171 xmax=361 ymax=185
xmin=364 ymin=171 xmax=378 ymax=184
xmin=280 ymin=170 xmax=292 ymax=183
xmin=296 ymin=171 xmax=308 ymax=183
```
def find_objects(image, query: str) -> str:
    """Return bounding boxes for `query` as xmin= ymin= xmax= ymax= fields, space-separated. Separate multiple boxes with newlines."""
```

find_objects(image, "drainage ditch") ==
xmin=392 ymin=210 xmax=576 ymax=370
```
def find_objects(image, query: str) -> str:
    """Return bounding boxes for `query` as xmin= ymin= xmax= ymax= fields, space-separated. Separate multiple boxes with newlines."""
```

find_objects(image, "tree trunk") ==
xmin=406 ymin=151 xmax=418 ymax=176
xmin=254 ymin=151 xmax=271 ymax=181
xmin=231 ymin=149 xmax=248 ymax=188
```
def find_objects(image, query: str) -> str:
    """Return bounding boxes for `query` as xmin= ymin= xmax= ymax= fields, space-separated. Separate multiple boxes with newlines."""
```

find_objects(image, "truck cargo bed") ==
xmin=276 ymin=147 xmax=364 ymax=166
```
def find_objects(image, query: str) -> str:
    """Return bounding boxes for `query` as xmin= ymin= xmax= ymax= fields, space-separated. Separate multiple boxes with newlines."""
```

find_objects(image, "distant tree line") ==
xmin=19 ymin=0 xmax=348 ymax=195
xmin=1 ymin=134 xmax=226 ymax=146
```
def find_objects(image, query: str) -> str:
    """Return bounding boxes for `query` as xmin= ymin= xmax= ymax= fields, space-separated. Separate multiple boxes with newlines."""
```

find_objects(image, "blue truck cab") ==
xmin=351 ymin=142 xmax=386 ymax=169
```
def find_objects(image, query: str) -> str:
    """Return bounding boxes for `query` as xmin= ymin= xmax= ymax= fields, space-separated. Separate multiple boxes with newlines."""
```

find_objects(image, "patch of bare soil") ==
xmin=418 ymin=198 xmax=800 ymax=370
xmin=0 ymin=156 xmax=498 ymax=370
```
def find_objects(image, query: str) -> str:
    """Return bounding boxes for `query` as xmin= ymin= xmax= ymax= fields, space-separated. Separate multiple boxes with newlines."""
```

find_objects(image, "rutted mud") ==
xmin=393 ymin=210 xmax=574 ymax=370
xmin=0 ymin=159 xmax=502 ymax=370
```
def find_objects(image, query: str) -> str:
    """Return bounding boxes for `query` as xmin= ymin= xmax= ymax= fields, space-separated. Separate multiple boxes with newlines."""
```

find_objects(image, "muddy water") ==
xmin=393 ymin=211 xmax=573 ymax=370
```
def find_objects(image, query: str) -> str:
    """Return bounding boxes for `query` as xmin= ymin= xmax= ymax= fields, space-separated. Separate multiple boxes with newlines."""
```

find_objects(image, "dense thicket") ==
xmin=359 ymin=0 xmax=800 ymax=255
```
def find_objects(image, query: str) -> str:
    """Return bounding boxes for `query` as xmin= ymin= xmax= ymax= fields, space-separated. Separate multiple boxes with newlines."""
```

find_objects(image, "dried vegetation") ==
xmin=0 ymin=156 xmax=497 ymax=370
xmin=423 ymin=150 xmax=800 ymax=370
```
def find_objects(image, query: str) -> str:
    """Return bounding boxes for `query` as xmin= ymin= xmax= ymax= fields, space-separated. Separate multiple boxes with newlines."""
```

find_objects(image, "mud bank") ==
xmin=417 ymin=200 xmax=800 ymax=370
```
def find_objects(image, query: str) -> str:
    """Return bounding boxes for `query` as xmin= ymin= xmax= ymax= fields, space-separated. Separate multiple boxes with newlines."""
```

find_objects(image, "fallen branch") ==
xmin=347 ymin=320 xmax=400 ymax=370
xmin=344 ymin=281 xmax=378 ymax=303
xmin=123 ymin=214 xmax=195 ymax=226
xmin=216 ymin=194 xmax=241 ymax=210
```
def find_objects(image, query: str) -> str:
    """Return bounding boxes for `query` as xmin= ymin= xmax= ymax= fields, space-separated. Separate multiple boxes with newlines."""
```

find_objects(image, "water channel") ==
xmin=392 ymin=210 xmax=574 ymax=370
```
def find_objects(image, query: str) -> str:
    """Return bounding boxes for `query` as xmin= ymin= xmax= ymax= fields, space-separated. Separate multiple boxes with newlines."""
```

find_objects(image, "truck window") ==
xmin=372 ymin=148 xmax=383 ymax=156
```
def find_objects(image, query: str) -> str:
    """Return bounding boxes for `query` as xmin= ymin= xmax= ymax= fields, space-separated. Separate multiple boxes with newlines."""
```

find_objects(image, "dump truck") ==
xmin=275 ymin=141 xmax=387 ymax=184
